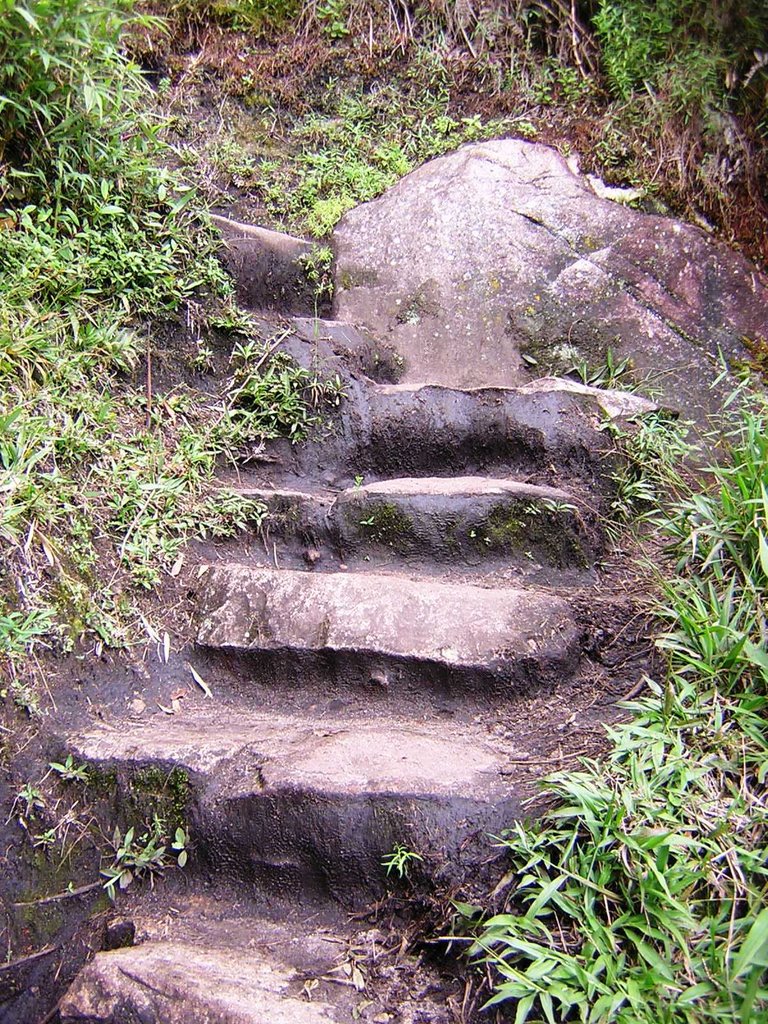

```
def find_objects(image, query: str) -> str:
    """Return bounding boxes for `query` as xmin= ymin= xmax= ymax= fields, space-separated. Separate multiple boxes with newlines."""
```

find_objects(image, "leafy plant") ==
xmin=572 ymin=347 xmax=635 ymax=390
xmin=101 ymin=818 xmax=187 ymax=900
xmin=462 ymin=395 xmax=768 ymax=1022
xmin=225 ymin=349 xmax=346 ymax=446
xmin=16 ymin=783 xmax=45 ymax=819
xmin=315 ymin=0 xmax=349 ymax=39
xmin=0 ymin=607 xmax=53 ymax=659
xmin=593 ymin=0 xmax=677 ymax=101
xmin=298 ymin=245 xmax=334 ymax=303
xmin=604 ymin=412 xmax=690 ymax=528
xmin=49 ymin=755 xmax=90 ymax=784
xmin=195 ymin=490 xmax=267 ymax=539
xmin=382 ymin=843 xmax=424 ymax=880
xmin=172 ymin=826 xmax=189 ymax=868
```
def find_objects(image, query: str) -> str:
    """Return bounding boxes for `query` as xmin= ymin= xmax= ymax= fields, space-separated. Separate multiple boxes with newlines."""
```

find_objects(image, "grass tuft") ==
xmin=462 ymin=396 xmax=768 ymax=1022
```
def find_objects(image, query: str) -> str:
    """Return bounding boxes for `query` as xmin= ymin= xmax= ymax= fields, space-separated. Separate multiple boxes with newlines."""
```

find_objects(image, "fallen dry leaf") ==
xmin=188 ymin=664 xmax=213 ymax=698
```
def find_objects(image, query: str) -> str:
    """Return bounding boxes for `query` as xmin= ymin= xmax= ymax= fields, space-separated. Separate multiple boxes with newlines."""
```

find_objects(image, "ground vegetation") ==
xmin=459 ymin=394 xmax=768 ymax=1021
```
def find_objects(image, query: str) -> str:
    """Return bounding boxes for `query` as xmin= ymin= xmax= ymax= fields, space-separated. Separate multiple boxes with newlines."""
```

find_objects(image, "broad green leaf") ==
xmin=732 ymin=908 xmax=768 ymax=979
xmin=514 ymin=994 xmax=535 ymax=1024
xmin=525 ymin=874 xmax=568 ymax=920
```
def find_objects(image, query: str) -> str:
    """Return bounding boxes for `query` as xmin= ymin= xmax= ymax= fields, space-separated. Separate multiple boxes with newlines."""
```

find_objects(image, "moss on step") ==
xmin=127 ymin=766 xmax=190 ymax=832
xmin=81 ymin=762 xmax=191 ymax=835
xmin=356 ymin=501 xmax=415 ymax=548
xmin=85 ymin=766 xmax=118 ymax=798
xmin=479 ymin=502 xmax=529 ymax=550
xmin=477 ymin=500 xmax=589 ymax=568
xmin=742 ymin=333 xmax=768 ymax=380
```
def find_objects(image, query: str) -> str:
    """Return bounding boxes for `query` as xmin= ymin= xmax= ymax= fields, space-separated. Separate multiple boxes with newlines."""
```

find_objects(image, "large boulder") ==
xmin=333 ymin=140 xmax=768 ymax=418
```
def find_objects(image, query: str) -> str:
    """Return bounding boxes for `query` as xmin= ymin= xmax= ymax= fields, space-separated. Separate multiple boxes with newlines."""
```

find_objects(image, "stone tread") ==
xmin=337 ymin=475 xmax=574 ymax=499
xmin=66 ymin=710 xmax=530 ymax=900
xmin=59 ymin=940 xmax=339 ymax=1024
xmin=328 ymin=475 xmax=598 ymax=570
xmin=67 ymin=708 xmax=526 ymax=800
xmin=195 ymin=566 xmax=578 ymax=673
xmin=373 ymin=378 xmax=658 ymax=420
xmin=235 ymin=485 xmax=334 ymax=503
xmin=60 ymin=903 xmax=452 ymax=1023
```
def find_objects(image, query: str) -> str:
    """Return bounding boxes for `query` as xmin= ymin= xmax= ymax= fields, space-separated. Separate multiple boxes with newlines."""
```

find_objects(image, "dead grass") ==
xmin=127 ymin=0 xmax=768 ymax=266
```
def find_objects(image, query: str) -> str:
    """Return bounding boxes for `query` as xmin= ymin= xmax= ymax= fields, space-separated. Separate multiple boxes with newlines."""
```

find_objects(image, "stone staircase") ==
xmin=56 ymin=277 xmax=657 ymax=1020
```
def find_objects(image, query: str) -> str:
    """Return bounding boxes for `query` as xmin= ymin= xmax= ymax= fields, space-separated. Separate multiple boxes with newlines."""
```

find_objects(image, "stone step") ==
xmin=211 ymin=213 xmax=328 ymax=316
xmin=60 ymin=902 xmax=454 ymax=1022
xmin=346 ymin=378 xmax=656 ymax=479
xmin=235 ymin=485 xmax=333 ymax=540
xmin=66 ymin=709 xmax=529 ymax=901
xmin=195 ymin=566 xmax=580 ymax=699
xmin=329 ymin=475 xmax=600 ymax=567
xmin=59 ymin=940 xmax=340 ymax=1024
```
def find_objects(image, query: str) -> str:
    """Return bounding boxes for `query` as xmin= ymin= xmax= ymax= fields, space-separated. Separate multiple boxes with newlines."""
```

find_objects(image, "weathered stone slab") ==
xmin=60 ymin=905 xmax=457 ymax=1024
xmin=67 ymin=709 xmax=528 ymax=898
xmin=195 ymin=566 xmax=579 ymax=689
xmin=515 ymin=376 xmax=657 ymax=420
xmin=59 ymin=941 xmax=338 ymax=1023
xmin=333 ymin=140 xmax=768 ymax=418
xmin=212 ymin=214 xmax=322 ymax=314
xmin=292 ymin=316 xmax=406 ymax=382
xmin=330 ymin=475 xmax=599 ymax=567
xmin=350 ymin=380 xmax=650 ymax=479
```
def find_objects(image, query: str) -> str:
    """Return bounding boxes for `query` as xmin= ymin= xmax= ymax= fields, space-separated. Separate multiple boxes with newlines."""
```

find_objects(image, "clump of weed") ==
xmin=462 ymin=394 xmax=768 ymax=1022
xmin=0 ymin=0 xmax=346 ymax=682
xmin=224 ymin=341 xmax=346 ymax=447
xmin=604 ymin=411 xmax=691 ymax=530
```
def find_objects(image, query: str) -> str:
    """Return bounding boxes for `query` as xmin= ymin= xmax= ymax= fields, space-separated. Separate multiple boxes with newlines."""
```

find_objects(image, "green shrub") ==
xmin=165 ymin=0 xmax=299 ymax=32
xmin=1 ymin=0 xmax=151 ymax=208
xmin=465 ymin=397 xmax=768 ymax=1022
xmin=593 ymin=0 xmax=676 ymax=100
xmin=594 ymin=0 xmax=768 ymax=113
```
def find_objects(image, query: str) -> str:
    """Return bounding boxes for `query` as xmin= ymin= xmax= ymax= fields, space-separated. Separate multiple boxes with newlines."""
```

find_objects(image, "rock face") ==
xmin=59 ymin=941 xmax=339 ymax=1024
xmin=333 ymin=139 xmax=768 ymax=418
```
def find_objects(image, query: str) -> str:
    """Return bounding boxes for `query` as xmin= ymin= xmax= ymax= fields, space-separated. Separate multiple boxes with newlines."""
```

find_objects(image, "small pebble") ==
xmin=368 ymin=671 xmax=389 ymax=690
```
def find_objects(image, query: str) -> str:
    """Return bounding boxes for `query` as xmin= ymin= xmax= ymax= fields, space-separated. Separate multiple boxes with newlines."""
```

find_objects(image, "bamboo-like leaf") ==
xmin=732 ymin=908 xmax=768 ymax=979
